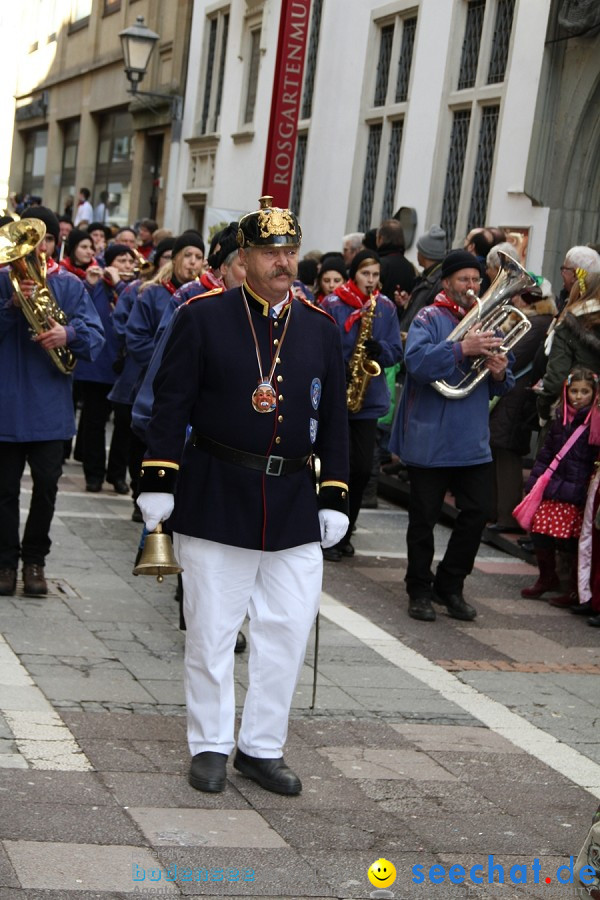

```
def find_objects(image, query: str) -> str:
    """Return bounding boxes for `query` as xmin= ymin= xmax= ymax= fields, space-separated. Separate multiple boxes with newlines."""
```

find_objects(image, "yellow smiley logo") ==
xmin=368 ymin=857 xmax=397 ymax=888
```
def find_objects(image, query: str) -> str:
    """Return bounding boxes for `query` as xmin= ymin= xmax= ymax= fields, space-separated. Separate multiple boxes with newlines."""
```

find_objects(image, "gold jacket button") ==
xmin=158 ymin=469 xmax=166 ymax=477
xmin=273 ymin=339 xmax=279 ymax=346
xmin=278 ymin=415 xmax=283 ymax=423
xmin=341 ymin=491 xmax=347 ymax=498
xmin=277 ymin=375 xmax=283 ymax=382
xmin=275 ymin=436 xmax=281 ymax=444
xmin=278 ymin=394 xmax=284 ymax=401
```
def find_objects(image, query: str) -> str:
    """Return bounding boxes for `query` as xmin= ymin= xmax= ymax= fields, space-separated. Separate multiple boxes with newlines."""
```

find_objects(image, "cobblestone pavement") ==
xmin=0 ymin=460 xmax=598 ymax=899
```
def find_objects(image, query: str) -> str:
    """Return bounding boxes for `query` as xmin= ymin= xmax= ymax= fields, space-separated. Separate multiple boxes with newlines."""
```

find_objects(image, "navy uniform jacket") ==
xmin=142 ymin=283 xmax=350 ymax=551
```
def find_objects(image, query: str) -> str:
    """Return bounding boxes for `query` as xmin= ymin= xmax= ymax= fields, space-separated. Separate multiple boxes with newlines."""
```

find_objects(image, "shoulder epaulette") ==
xmin=185 ymin=286 xmax=224 ymax=306
xmin=298 ymin=296 xmax=335 ymax=323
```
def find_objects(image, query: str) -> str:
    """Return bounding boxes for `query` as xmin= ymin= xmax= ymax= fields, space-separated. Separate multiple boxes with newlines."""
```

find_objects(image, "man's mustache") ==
xmin=270 ymin=267 xmax=293 ymax=278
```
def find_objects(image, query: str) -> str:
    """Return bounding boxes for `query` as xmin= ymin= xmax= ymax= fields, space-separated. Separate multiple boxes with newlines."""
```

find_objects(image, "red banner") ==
xmin=262 ymin=0 xmax=312 ymax=208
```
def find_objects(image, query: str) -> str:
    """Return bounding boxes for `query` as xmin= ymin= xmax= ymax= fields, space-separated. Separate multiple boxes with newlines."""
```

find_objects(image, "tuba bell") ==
xmin=0 ymin=219 xmax=76 ymax=374
xmin=431 ymin=251 xmax=539 ymax=399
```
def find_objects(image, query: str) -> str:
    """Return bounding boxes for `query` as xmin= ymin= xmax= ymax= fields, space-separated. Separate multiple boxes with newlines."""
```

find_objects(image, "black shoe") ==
xmin=22 ymin=563 xmax=48 ymax=597
xmin=85 ymin=480 xmax=102 ymax=492
xmin=570 ymin=601 xmax=594 ymax=615
xmin=588 ymin=614 xmax=600 ymax=627
xmin=517 ymin=538 xmax=534 ymax=553
xmin=408 ymin=594 xmax=436 ymax=622
xmin=233 ymin=748 xmax=301 ymax=795
xmin=322 ymin=546 xmax=342 ymax=562
xmin=0 ymin=568 xmax=17 ymax=596
xmin=108 ymin=479 xmax=129 ymax=495
xmin=188 ymin=751 xmax=228 ymax=792
xmin=235 ymin=631 xmax=247 ymax=653
xmin=434 ymin=590 xmax=477 ymax=621
xmin=338 ymin=541 xmax=355 ymax=557
xmin=131 ymin=504 xmax=144 ymax=523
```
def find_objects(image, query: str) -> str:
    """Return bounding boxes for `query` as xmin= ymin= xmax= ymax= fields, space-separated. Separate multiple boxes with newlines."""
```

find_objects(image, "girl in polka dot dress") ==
xmin=521 ymin=367 xmax=599 ymax=606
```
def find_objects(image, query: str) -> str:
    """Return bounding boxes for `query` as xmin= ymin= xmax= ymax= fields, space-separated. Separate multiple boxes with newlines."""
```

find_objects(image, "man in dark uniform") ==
xmin=137 ymin=197 xmax=349 ymax=795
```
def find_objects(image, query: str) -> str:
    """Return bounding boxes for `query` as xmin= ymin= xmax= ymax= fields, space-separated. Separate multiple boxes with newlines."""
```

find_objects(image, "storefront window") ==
xmin=94 ymin=110 xmax=134 ymax=227
xmin=21 ymin=128 xmax=48 ymax=199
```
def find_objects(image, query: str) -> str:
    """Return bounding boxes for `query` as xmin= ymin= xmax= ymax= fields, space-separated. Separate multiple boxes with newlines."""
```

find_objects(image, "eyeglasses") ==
xmin=455 ymin=277 xmax=482 ymax=285
xmin=560 ymin=266 xmax=575 ymax=273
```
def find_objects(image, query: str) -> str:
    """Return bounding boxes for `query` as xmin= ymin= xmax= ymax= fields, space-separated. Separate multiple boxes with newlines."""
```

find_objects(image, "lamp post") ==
xmin=119 ymin=16 xmax=182 ymax=120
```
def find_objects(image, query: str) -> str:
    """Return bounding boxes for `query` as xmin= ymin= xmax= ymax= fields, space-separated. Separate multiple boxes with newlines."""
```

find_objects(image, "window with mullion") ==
xmin=440 ymin=110 xmax=471 ymax=243
xmin=358 ymin=123 xmax=383 ymax=232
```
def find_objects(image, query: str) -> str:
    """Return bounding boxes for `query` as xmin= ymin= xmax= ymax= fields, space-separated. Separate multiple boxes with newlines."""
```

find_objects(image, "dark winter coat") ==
xmin=397 ymin=262 xmax=443 ymax=336
xmin=526 ymin=406 xmax=598 ymax=507
xmin=537 ymin=301 xmax=600 ymax=420
xmin=377 ymin=243 xmax=416 ymax=300
xmin=489 ymin=298 xmax=555 ymax=454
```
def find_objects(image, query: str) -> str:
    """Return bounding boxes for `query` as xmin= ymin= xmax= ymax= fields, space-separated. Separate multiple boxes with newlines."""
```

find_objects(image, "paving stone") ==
xmin=0 ymin=801 xmax=143 ymax=844
xmin=31 ymin=668 xmax=156 ymax=704
xmin=99 ymin=771 xmax=252 ymax=809
xmin=4 ymin=841 xmax=174 ymax=892
xmin=317 ymin=746 xmax=457 ymax=782
xmin=0 ymin=685 xmax=51 ymax=712
xmin=1 ymin=622 xmax=109 ymax=658
xmin=263 ymin=806 xmax=419 ymax=852
xmin=0 ymin=843 xmax=19 ymax=888
xmin=60 ymin=710 xmax=187 ymax=741
xmin=0 ymin=769 xmax=116 ymax=805
xmin=139 ymin=679 xmax=187 ymax=705
xmin=147 ymin=846 xmax=331 ymax=897
xmin=129 ymin=807 xmax=287 ymax=848
xmin=391 ymin=723 xmax=525 ymax=754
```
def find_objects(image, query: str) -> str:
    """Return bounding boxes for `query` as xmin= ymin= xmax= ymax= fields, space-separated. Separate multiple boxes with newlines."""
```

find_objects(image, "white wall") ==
xmin=487 ymin=0 xmax=552 ymax=274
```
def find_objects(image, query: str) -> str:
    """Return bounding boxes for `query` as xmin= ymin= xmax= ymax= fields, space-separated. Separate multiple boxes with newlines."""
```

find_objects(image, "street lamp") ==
xmin=119 ymin=16 xmax=160 ymax=92
xmin=119 ymin=16 xmax=182 ymax=120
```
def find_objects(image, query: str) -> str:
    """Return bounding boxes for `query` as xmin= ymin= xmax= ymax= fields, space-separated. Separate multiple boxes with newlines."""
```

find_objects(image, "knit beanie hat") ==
xmin=208 ymin=222 xmax=239 ymax=269
xmin=173 ymin=231 xmax=205 ymax=257
xmin=441 ymin=249 xmax=480 ymax=279
xmin=319 ymin=256 xmax=347 ymax=281
xmin=21 ymin=206 xmax=60 ymax=242
xmin=349 ymin=249 xmax=380 ymax=281
xmin=104 ymin=243 xmax=135 ymax=267
xmin=416 ymin=225 xmax=447 ymax=261
xmin=153 ymin=236 xmax=176 ymax=266
xmin=66 ymin=228 xmax=92 ymax=257
xmin=86 ymin=222 xmax=111 ymax=240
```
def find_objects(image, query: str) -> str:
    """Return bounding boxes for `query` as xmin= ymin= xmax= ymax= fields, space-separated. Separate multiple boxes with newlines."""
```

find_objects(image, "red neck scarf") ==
xmin=60 ymin=257 xmax=98 ymax=280
xmin=433 ymin=289 xmax=468 ymax=319
xmin=46 ymin=257 xmax=59 ymax=276
xmin=334 ymin=279 xmax=379 ymax=332
xmin=200 ymin=270 xmax=224 ymax=291
xmin=162 ymin=279 xmax=178 ymax=296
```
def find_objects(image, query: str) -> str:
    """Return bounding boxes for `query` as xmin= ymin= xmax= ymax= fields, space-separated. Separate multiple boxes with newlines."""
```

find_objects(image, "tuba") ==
xmin=0 ymin=219 xmax=76 ymax=374
xmin=346 ymin=294 xmax=382 ymax=413
xmin=431 ymin=251 xmax=538 ymax=399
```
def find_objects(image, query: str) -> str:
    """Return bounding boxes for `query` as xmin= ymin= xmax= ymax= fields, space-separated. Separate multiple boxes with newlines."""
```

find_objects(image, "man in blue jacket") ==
xmin=390 ymin=249 xmax=514 ymax=623
xmin=0 ymin=207 xmax=105 ymax=597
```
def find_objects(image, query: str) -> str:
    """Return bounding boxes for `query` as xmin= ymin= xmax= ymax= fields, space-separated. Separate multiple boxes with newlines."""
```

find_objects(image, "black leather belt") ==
xmin=191 ymin=433 xmax=310 ymax=477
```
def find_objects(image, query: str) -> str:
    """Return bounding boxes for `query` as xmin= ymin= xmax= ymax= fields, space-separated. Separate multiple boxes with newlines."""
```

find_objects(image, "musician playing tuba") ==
xmin=0 ymin=206 xmax=104 ymax=599
xmin=389 ymin=249 xmax=517 ymax=626
xmin=320 ymin=249 xmax=403 ymax=561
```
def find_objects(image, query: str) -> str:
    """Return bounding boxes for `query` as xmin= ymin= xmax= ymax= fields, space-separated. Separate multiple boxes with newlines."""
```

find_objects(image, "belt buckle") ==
xmin=266 ymin=455 xmax=284 ymax=476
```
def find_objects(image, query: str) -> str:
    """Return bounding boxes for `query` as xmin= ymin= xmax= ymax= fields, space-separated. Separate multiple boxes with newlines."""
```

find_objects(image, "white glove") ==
xmin=318 ymin=509 xmax=350 ymax=548
xmin=137 ymin=492 xmax=175 ymax=532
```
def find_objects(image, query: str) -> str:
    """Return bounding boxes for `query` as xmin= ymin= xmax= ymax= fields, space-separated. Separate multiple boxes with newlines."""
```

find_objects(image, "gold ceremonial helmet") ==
xmin=237 ymin=196 xmax=302 ymax=248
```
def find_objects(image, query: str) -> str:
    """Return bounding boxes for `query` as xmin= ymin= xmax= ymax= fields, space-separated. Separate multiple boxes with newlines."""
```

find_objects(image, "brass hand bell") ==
xmin=132 ymin=523 xmax=183 ymax=583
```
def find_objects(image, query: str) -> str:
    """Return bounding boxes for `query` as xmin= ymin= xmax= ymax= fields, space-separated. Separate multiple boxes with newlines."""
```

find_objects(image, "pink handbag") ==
xmin=512 ymin=423 xmax=589 ymax=530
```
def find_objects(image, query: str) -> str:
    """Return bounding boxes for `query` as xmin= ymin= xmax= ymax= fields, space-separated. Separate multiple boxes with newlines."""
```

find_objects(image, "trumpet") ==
xmin=431 ymin=251 xmax=538 ymax=399
xmin=132 ymin=247 xmax=154 ymax=278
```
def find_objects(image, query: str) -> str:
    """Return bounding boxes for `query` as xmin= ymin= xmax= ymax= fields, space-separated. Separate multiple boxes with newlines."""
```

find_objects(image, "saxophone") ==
xmin=0 ymin=219 xmax=76 ymax=374
xmin=346 ymin=294 xmax=382 ymax=413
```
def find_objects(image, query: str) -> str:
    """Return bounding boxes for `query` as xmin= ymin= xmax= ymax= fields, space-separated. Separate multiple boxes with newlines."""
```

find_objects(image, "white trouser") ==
xmin=174 ymin=534 xmax=322 ymax=758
